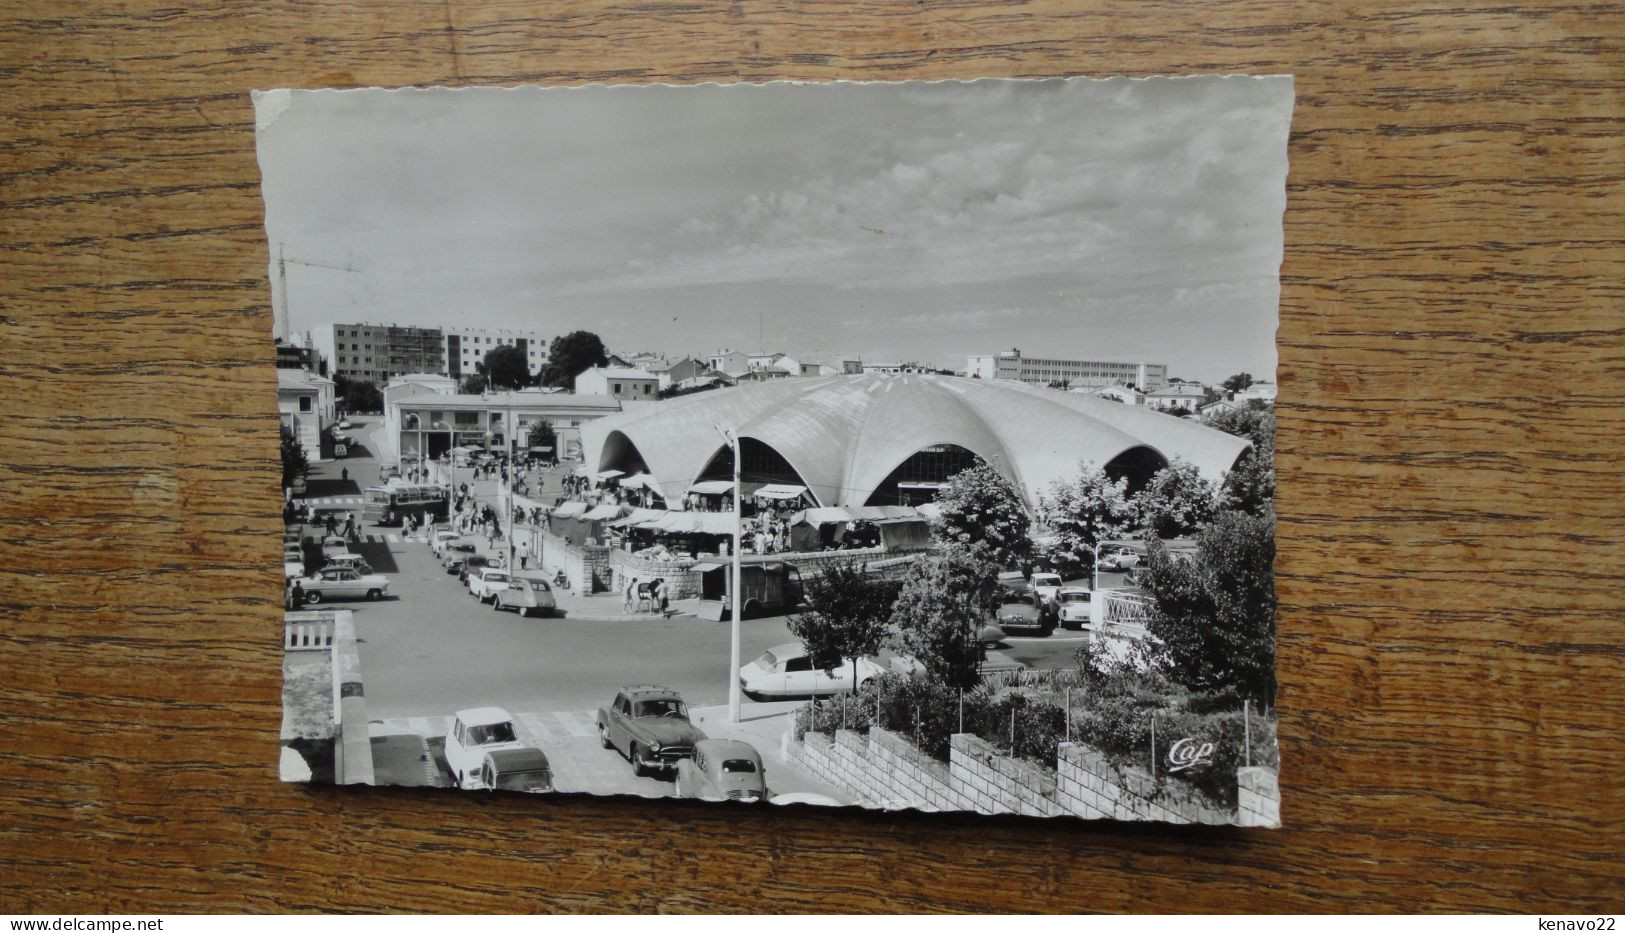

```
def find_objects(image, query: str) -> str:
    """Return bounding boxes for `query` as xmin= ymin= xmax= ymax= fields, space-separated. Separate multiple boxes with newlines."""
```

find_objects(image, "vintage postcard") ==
xmin=260 ymin=76 xmax=1289 ymax=826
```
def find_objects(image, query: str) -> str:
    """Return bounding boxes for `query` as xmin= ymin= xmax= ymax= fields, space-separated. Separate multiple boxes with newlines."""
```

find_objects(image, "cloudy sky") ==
xmin=256 ymin=77 xmax=1292 ymax=381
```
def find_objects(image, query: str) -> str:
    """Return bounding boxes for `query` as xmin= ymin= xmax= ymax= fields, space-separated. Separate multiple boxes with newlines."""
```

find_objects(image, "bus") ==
xmin=362 ymin=482 xmax=449 ymax=527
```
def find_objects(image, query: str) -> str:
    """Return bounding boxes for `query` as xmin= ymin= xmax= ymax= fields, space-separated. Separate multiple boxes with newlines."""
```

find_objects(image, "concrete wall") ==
xmin=785 ymin=726 xmax=1271 ymax=825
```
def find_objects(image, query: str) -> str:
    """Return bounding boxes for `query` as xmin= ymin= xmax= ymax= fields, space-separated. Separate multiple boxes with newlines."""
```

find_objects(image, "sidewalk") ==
xmin=550 ymin=589 xmax=712 ymax=624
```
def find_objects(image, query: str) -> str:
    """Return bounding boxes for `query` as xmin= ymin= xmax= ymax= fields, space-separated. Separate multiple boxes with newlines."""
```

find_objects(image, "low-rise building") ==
xmin=573 ymin=366 xmax=660 ymax=400
xmin=1146 ymin=383 xmax=1208 ymax=414
xmin=278 ymin=369 xmax=336 ymax=460
xmin=1087 ymin=383 xmax=1147 ymax=406
xmin=389 ymin=391 xmax=627 ymax=466
xmin=1235 ymin=382 xmax=1277 ymax=404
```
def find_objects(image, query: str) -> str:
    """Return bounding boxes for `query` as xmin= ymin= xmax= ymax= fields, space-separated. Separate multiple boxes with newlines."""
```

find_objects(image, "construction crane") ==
xmin=276 ymin=242 xmax=358 ymax=339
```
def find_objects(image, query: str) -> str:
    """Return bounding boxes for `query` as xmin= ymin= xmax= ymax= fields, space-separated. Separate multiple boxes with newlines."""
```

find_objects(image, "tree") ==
xmin=888 ymin=549 xmax=1002 ymax=689
xmin=1133 ymin=460 xmax=1218 ymax=538
xmin=482 ymin=345 xmax=532 ymax=390
xmin=1039 ymin=465 xmax=1136 ymax=578
xmin=930 ymin=462 xmax=1031 ymax=569
xmin=1206 ymin=406 xmax=1276 ymax=515
xmin=332 ymin=375 xmax=382 ymax=414
xmin=280 ymin=424 xmax=308 ymax=488
xmin=541 ymin=330 xmax=609 ymax=389
xmin=459 ymin=373 xmax=489 ymax=395
xmin=787 ymin=559 xmax=897 ymax=693
xmin=526 ymin=419 xmax=556 ymax=454
xmin=1136 ymin=508 xmax=1276 ymax=703
xmin=1222 ymin=372 xmax=1255 ymax=394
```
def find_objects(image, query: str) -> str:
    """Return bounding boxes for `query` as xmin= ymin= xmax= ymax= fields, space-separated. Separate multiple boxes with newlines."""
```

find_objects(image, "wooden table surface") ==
xmin=1 ymin=0 xmax=1620 ymax=914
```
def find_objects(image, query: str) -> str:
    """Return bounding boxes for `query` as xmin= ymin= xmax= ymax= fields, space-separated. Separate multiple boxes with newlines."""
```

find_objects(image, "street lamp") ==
xmin=712 ymin=422 xmax=743 ymax=724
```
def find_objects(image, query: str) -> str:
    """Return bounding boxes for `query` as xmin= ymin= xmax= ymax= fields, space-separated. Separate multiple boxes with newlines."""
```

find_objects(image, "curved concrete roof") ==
xmin=580 ymin=374 xmax=1250 ymax=509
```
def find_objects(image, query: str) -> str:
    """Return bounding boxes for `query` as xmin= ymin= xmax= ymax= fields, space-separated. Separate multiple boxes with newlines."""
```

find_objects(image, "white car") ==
xmin=468 ymin=567 xmax=512 ymax=603
xmin=430 ymin=530 xmax=461 ymax=559
xmin=298 ymin=567 xmax=389 ymax=603
xmin=338 ymin=418 xmax=352 ymax=429
xmin=1030 ymin=572 xmax=1063 ymax=604
xmin=1099 ymin=549 xmax=1143 ymax=572
xmin=1055 ymin=586 xmax=1094 ymax=629
xmin=739 ymin=642 xmax=884 ymax=700
xmin=443 ymin=707 xmax=524 ymax=790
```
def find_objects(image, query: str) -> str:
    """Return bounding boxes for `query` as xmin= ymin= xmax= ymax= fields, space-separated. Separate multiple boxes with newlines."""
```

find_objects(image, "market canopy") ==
xmin=848 ymin=505 xmax=920 ymax=521
xmin=550 ymin=501 xmax=588 ymax=518
xmin=754 ymin=484 xmax=807 ymax=501
xmin=596 ymin=469 xmax=626 ymax=481
xmin=687 ymin=480 xmax=734 ymax=495
xmin=608 ymin=507 xmax=668 ymax=528
xmin=582 ymin=504 xmax=628 ymax=522
xmin=572 ymin=465 xmax=593 ymax=477
xmin=650 ymin=511 xmax=737 ymax=535
xmin=619 ymin=473 xmax=655 ymax=491
xmin=792 ymin=506 xmax=855 ymax=526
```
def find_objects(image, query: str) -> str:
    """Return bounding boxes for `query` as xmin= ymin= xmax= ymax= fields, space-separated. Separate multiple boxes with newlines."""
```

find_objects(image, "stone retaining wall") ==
xmin=533 ymin=528 xmax=611 ymax=593
xmin=785 ymin=726 xmax=1274 ymax=825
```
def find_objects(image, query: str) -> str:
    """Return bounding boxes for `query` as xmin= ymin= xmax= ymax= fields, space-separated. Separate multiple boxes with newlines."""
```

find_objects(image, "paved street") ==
xmin=293 ymin=416 xmax=1086 ymax=802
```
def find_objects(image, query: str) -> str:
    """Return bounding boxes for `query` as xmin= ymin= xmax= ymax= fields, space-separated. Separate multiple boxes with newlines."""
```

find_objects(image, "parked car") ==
xmin=596 ymin=685 xmax=707 ymax=778
xmin=493 ymin=572 xmax=557 ymax=618
xmin=1055 ymin=585 xmax=1094 ymax=629
xmin=290 ymin=475 xmax=307 ymax=495
xmin=739 ymin=642 xmax=884 ymax=700
xmin=322 ymin=552 xmax=373 ymax=576
xmin=990 ymin=590 xmax=1056 ymax=635
xmin=458 ymin=553 xmax=497 ymax=585
xmin=995 ymin=570 xmax=1027 ymax=591
xmin=675 ymin=739 xmax=768 ymax=802
xmin=468 ymin=567 xmax=511 ymax=603
xmin=1030 ymin=572 xmax=1064 ymax=604
xmin=479 ymin=748 xmax=553 ymax=794
xmin=298 ymin=567 xmax=389 ymax=603
xmin=337 ymin=418 xmax=352 ymax=429
xmin=1098 ymin=548 xmax=1143 ymax=572
xmin=283 ymin=543 xmax=306 ymax=580
xmin=430 ymin=530 xmax=461 ymax=559
xmin=443 ymin=707 xmax=524 ymax=790
xmin=443 ymin=542 xmax=479 ymax=574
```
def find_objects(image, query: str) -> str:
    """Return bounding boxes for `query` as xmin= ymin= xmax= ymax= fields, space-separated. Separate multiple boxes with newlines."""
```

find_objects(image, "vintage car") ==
xmin=322 ymin=552 xmax=373 ymax=576
xmin=1098 ymin=548 xmax=1143 ymax=572
xmin=430 ymin=530 xmax=462 ymax=559
xmin=596 ymin=685 xmax=707 ymax=778
xmin=283 ymin=543 xmax=306 ymax=580
xmin=457 ymin=553 xmax=499 ymax=585
xmin=320 ymin=535 xmax=351 ymax=556
xmin=442 ymin=542 xmax=479 ymax=574
xmin=1030 ymin=572 xmax=1064 ymax=605
xmin=739 ymin=642 xmax=884 ymax=700
xmin=1055 ymin=585 xmax=1094 ymax=629
xmin=493 ymin=573 xmax=557 ymax=618
xmin=674 ymin=739 xmax=768 ymax=802
xmin=298 ymin=567 xmax=389 ymax=603
xmin=990 ymin=590 xmax=1057 ymax=635
xmin=443 ymin=707 xmax=525 ymax=790
xmin=467 ymin=567 xmax=511 ymax=603
xmin=479 ymin=748 xmax=553 ymax=794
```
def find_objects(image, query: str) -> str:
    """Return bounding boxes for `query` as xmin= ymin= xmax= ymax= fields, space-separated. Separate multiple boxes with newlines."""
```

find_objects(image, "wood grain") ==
xmin=1 ymin=0 xmax=1620 ymax=914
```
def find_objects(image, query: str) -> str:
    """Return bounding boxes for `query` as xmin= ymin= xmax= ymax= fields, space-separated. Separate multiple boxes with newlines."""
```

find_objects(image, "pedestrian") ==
xmin=324 ymin=513 xmax=337 ymax=536
xmin=290 ymin=579 xmax=305 ymax=610
xmin=342 ymin=514 xmax=356 ymax=540
xmin=623 ymin=578 xmax=637 ymax=613
xmin=648 ymin=577 xmax=666 ymax=616
xmin=341 ymin=467 xmax=349 ymax=483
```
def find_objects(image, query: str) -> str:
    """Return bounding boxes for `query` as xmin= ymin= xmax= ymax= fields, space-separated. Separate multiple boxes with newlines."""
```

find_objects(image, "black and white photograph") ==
xmin=261 ymin=76 xmax=1290 ymax=825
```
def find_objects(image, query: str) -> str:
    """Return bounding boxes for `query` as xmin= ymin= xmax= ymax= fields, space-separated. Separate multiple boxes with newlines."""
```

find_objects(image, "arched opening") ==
xmin=864 ymin=444 xmax=985 ymax=507
xmin=695 ymin=437 xmax=818 ymax=504
xmin=1103 ymin=445 xmax=1168 ymax=495
xmin=598 ymin=430 xmax=651 ymax=478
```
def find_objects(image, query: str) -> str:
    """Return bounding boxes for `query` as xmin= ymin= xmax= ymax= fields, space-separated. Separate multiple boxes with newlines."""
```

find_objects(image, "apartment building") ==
xmin=966 ymin=347 xmax=1167 ymax=392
